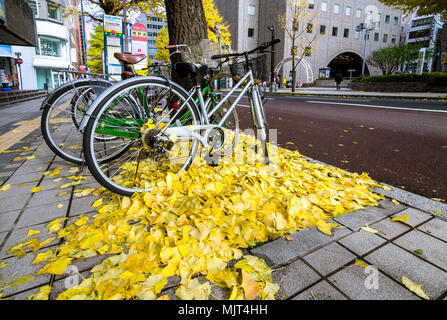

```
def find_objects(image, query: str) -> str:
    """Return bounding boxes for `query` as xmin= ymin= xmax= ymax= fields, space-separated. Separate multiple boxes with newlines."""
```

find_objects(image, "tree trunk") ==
xmin=164 ymin=0 xmax=208 ymax=89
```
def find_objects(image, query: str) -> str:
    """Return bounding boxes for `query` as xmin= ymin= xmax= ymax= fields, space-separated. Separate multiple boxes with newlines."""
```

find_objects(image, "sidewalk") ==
xmin=0 ymin=115 xmax=446 ymax=300
xmin=261 ymin=87 xmax=447 ymax=100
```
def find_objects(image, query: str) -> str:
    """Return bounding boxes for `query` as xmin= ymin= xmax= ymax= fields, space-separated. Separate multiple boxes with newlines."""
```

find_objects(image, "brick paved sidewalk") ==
xmin=1 ymin=125 xmax=446 ymax=300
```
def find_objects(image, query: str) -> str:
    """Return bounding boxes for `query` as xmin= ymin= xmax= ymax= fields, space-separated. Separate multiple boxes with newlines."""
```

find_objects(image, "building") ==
xmin=2 ymin=0 xmax=74 ymax=90
xmin=136 ymin=13 xmax=167 ymax=63
xmin=405 ymin=13 xmax=444 ymax=72
xmin=214 ymin=0 xmax=403 ymax=84
xmin=0 ymin=0 xmax=37 ymax=89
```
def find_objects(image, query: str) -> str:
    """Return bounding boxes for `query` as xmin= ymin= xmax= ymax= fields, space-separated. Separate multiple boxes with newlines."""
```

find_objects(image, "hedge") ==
xmin=351 ymin=72 xmax=447 ymax=85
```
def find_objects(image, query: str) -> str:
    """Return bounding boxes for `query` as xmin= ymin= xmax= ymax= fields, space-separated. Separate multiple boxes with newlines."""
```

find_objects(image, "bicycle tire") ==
xmin=41 ymin=79 xmax=112 ymax=165
xmin=83 ymin=76 xmax=202 ymax=196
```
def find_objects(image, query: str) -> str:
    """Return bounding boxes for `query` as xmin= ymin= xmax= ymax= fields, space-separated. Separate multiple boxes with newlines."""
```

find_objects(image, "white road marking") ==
xmin=305 ymin=100 xmax=447 ymax=113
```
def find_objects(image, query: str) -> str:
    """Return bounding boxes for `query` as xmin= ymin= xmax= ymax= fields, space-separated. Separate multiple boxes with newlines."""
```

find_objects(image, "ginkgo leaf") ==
xmin=27 ymin=285 xmax=52 ymax=300
xmin=402 ymin=276 xmax=430 ymax=300
xmin=346 ymin=259 xmax=369 ymax=269
xmin=391 ymin=199 xmax=400 ymax=206
xmin=4 ymin=274 xmax=35 ymax=289
xmin=57 ymin=204 xmax=64 ymax=208
xmin=36 ymin=257 xmax=72 ymax=275
xmin=27 ymin=230 xmax=41 ymax=237
xmin=49 ymin=168 xmax=60 ymax=177
xmin=92 ymin=198 xmax=103 ymax=208
xmin=360 ymin=225 xmax=378 ymax=234
xmin=31 ymin=187 xmax=42 ymax=193
xmin=241 ymin=271 xmax=258 ymax=300
xmin=0 ymin=184 xmax=11 ymax=191
xmin=0 ymin=261 xmax=7 ymax=269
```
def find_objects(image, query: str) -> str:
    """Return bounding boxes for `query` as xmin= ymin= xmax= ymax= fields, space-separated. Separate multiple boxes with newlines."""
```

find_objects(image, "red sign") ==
xmin=17 ymin=58 xmax=23 ymax=65
xmin=131 ymin=23 xmax=147 ymax=42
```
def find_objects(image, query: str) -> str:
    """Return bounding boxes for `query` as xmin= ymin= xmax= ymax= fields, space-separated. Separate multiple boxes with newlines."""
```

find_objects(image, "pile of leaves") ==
xmin=1 ymin=133 xmax=386 ymax=300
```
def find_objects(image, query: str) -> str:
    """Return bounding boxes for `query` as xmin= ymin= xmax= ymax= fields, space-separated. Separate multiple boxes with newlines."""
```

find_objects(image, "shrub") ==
xmin=354 ymin=73 xmax=447 ymax=84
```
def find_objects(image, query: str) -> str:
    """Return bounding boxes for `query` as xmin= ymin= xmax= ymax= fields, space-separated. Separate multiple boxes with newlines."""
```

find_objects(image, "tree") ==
xmin=164 ymin=0 xmax=208 ymax=87
xmin=367 ymin=44 xmax=426 ymax=75
xmin=63 ymin=0 xmax=164 ymax=23
xmin=278 ymin=0 xmax=320 ymax=92
xmin=155 ymin=0 xmax=231 ymax=63
xmin=87 ymin=24 xmax=104 ymax=74
xmin=379 ymin=0 xmax=447 ymax=19
xmin=155 ymin=27 xmax=170 ymax=62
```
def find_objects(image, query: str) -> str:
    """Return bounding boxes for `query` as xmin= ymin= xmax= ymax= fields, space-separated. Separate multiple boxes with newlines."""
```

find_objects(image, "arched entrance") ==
xmin=274 ymin=57 xmax=314 ymax=84
xmin=327 ymin=52 xmax=369 ymax=78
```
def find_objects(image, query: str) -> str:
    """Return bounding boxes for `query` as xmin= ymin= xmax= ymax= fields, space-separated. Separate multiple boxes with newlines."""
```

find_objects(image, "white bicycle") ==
xmin=78 ymin=38 xmax=280 ymax=196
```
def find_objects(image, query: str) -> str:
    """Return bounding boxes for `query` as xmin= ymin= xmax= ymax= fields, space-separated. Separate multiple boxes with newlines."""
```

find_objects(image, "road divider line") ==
xmin=305 ymin=100 xmax=447 ymax=113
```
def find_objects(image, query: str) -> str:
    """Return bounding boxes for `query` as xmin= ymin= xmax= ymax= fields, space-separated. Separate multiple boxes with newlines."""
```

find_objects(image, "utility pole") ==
xmin=268 ymin=25 xmax=275 ymax=92
xmin=356 ymin=23 xmax=374 ymax=77
xmin=123 ymin=0 xmax=128 ymax=52
xmin=80 ymin=0 xmax=87 ymax=65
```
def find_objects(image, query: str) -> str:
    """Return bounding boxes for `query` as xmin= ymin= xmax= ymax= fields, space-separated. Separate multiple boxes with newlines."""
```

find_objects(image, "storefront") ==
xmin=0 ymin=44 xmax=19 ymax=89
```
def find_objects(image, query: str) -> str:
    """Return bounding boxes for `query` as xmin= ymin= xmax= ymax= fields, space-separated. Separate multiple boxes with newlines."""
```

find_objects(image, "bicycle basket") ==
xmin=229 ymin=54 xmax=267 ymax=83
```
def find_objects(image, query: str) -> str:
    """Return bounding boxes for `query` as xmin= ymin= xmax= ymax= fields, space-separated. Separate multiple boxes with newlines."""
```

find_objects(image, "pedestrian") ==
xmin=334 ymin=71 xmax=343 ymax=91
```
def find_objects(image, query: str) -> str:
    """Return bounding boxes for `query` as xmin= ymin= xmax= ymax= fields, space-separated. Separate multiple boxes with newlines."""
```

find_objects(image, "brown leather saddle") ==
xmin=113 ymin=52 xmax=146 ymax=65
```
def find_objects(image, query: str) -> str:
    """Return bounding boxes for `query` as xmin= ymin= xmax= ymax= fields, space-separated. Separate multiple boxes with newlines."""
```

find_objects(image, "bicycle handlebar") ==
xmin=211 ymin=38 xmax=280 ymax=60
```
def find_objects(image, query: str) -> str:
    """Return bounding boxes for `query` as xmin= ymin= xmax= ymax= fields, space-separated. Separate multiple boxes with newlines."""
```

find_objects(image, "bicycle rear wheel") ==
xmin=83 ymin=77 xmax=201 ymax=196
xmin=41 ymin=79 xmax=111 ymax=164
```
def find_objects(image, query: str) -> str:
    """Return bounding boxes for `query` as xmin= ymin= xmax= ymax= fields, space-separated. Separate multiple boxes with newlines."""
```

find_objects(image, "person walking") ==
xmin=334 ymin=71 xmax=343 ymax=91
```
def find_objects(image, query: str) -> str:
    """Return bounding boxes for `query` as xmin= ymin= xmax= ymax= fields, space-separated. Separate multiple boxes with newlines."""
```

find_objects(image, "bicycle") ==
xmin=78 ymin=38 xmax=280 ymax=196
xmin=39 ymin=56 xmax=170 ymax=165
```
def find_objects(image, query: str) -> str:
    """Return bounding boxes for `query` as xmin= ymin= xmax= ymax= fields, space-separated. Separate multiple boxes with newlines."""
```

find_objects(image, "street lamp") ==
xmin=268 ymin=25 xmax=275 ymax=92
xmin=356 ymin=22 xmax=374 ymax=77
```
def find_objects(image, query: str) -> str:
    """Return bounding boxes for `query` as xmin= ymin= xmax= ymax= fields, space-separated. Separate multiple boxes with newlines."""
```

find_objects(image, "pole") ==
xmin=269 ymin=26 xmax=275 ymax=92
xmin=80 ymin=0 xmax=87 ymax=65
xmin=123 ymin=0 xmax=128 ymax=52
xmin=361 ymin=28 xmax=369 ymax=77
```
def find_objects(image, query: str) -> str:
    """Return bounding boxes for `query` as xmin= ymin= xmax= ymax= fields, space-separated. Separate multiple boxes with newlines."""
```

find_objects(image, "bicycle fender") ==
xmin=78 ymin=76 xmax=182 ymax=131
xmin=39 ymin=78 xmax=111 ymax=110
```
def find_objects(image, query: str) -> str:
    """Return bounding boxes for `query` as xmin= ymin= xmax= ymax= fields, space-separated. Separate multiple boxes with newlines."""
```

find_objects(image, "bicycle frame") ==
xmin=163 ymin=68 xmax=265 ymax=148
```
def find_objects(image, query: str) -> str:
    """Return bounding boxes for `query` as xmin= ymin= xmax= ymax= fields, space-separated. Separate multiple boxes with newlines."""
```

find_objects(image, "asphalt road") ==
xmin=235 ymin=95 xmax=447 ymax=202
xmin=1 ymin=95 xmax=446 ymax=202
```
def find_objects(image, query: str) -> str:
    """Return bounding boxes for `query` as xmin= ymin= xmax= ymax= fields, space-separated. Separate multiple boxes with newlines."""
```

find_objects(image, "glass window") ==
xmin=248 ymin=28 xmax=254 ymax=38
xmin=385 ymin=15 xmax=390 ymax=24
xmin=308 ymin=0 xmax=314 ymax=9
xmin=47 ymin=1 xmax=61 ymax=21
xmin=377 ymin=13 xmax=382 ymax=27
xmin=343 ymin=28 xmax=349 ymax=38
xmin=25 ymin=0 xmax=39 ymax=17
xmin=248 ymin=5 xmax=255 ymax=15
xmin=307 ymin=23 xmax=313 ymax=33
xmin=391 ymin=35 xmax=396 ymax=44
xmin=304 ymin=47 xmax=311 ymax=56
xmin=38 ymin=36 xmax=61 ymax=57
xmin=356 ymin=9 xmax=362 ymax=18
xmin=354 ymin=31 xmax=360 ymax=39
xmin=334 ymin=4 xmax=340 ymax=14
xmin=320 ymin=25 xmax=326 ymax=35
xmin=393 ymin=17 xmax=399 ymax=25
xmin=345 ymin=6 xmax=351 ymax=16
xmin=383 ymin=34 xmax=388 ymax=43
xmin=332 ymin=27 xmax=338 ymax=37
xmin=321 ymin=1 xmax=327 ymax=12
xmin=374 ymin=32 xmax=379 ymax=41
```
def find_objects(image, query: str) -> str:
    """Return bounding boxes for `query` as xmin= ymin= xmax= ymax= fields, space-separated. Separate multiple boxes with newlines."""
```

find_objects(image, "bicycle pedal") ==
xmin=204 ymin=153 xmax=219 ymax=167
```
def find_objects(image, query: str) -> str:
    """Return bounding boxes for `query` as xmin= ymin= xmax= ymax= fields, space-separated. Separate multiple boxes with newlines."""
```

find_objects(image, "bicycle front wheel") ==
xmin=83 ymin=77 xmax=201 ymax=196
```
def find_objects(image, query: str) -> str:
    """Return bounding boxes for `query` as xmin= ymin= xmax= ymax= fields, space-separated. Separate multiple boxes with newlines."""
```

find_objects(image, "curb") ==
xmin=265 ymin=92 xmax=447 ymax=101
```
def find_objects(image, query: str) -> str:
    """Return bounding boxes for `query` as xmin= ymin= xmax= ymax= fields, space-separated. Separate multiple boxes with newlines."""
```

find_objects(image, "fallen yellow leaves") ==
xmin=0 ymin=184 xmax=11 ymax=192
xmin=0 ymin=132 xmax=387 ymax=300
xmin=401 ymin=276 xmax=430 ymax=300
